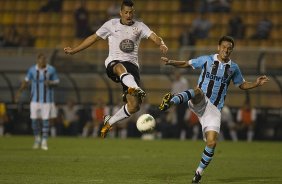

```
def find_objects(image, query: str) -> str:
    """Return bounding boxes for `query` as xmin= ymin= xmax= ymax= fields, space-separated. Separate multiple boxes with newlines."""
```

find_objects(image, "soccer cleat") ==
xmin=41 ymin=139 xmax=48 ymax=151
xmin=128 ymin=87 xmax=146 ymax=100
xmin=101 ymin=115 xmax=113 ymax=138
xmin=159 ymin=92 xmax=173 ymax=111
xmin=32 ymin=142 xmax=40 ymax=149
xmin=32 ymin=136 xmax=41 ymax=149
xmin=192 ymin=171 xmax=202 ymax=183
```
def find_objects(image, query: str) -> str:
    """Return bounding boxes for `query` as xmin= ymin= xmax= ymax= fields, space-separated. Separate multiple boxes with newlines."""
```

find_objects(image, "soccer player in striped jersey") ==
xmin=159 ymin=36 xmax=269 ymax=183
xmin=64 ymin=0 xmax=168 ymax=138
xmin=16 ymin=53 xmax=59 ymax=150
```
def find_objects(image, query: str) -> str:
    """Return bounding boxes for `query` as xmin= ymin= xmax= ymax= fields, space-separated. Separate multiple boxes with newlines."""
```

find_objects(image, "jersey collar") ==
xmin=214 ymin=54 xmax=231 ymax=65
xmin=36 ymin=64 xmax=48 ymax=71
xmin=119 ymin=19 xmax=135 ymax=26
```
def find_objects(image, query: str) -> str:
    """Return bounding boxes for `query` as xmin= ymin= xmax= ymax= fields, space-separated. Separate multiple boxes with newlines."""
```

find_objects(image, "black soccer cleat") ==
xmin=192 ymin=171 xmax=202 ymax=183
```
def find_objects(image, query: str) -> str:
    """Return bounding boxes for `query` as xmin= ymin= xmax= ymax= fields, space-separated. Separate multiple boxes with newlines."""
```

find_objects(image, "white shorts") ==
xmin=188 ymin=96 xmax=221 ymax=141
xmin=30 ymin=102 xmax=57 ymax=120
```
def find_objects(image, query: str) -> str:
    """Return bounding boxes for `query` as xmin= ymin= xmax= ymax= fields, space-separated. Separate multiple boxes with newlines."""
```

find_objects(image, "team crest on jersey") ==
xmin=132 ymin=27 xmax=139 ymax=35
xmin=119 ymin=39 xmax=134 ymax=53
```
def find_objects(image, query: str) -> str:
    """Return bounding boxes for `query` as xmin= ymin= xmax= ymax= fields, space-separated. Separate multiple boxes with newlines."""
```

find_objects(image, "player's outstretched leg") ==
xmin=159 ymin=89 xmax=195 ymax=111
xmin=159 ymin=92 xmax=174 ymax=111
xmin=100 ymin=115 xmax=113 ymax=138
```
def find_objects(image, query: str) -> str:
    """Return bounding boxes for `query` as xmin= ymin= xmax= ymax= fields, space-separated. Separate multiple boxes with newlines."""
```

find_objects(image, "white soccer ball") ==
xmin=136 ymin=114 xmax=156 ymax=132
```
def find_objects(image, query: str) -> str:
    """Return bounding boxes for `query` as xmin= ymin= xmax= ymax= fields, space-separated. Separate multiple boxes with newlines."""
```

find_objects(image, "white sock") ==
xmin=247 ymin=130 xmax=254 ymax=142
xmin=51 ymin=126 xmax=56 ymax=137
xmin=120 ymin=129 xmax=127 ymax=139
xmin=120 ymin=73 xmax=138 ymax=88
xmin=109 ymin=104 xmax=131 ymax=125
xmin=196 ymin=167 xmax=204 ymax=175
xmin=230 ymin=130 xmax=238 ymax=142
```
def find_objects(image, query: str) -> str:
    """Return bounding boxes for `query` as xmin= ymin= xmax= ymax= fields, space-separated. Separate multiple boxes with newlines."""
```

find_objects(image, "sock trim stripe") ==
xmin=204 ymin=149 xmax=214 ymax=157
xmin=176 ymin=94 xmax=184 ymax=103
xmin=185 ymin=90 xmax=192 ymax=99
xmin=123 ymin=105 xmax=130 ymax=117
xmin=200 ymin=158 xmax=209 ymax=166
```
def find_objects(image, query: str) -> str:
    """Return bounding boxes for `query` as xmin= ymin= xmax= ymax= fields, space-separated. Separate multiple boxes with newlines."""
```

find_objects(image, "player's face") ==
xmin=217 ymin=41 xmax=233 ymax=62
xmin=120 ymin=6 xmax=134 ymax=25
xmin=37 ymin=55 xmax=47 ymax=69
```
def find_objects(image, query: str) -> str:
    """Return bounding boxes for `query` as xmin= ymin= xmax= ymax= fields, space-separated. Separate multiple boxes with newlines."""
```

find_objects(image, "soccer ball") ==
xmin=136 ymin=114 xmax=156 ymax=132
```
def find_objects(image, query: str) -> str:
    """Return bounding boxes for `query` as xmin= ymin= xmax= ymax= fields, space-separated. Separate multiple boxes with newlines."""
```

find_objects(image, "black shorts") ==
xmin=106 ymin=60 xmax=140 ymax=92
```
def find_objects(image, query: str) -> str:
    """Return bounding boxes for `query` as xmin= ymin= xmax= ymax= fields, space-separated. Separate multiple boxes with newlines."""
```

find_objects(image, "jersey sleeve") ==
xmin=25 ymin=67 xmax=33 ymax=82
xmin=139 ymin=22 xmax=153 ymax=39
xmin=50 ymin=67 xmax=60 ymax=83
xmin=232 ymin=65 xmax=245 ymax=87
xmin=96 ymin=20 xmax=111 ymax=39
xmin=189 ymin=56 xmax=209 ymax=69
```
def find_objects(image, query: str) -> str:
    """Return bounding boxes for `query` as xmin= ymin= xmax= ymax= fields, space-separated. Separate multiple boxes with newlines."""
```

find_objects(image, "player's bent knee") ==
xmin=206 ymin=140 xmax=217 ymax=148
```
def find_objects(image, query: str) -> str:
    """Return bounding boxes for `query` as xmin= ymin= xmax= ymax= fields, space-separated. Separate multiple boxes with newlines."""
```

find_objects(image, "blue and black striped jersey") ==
xmin=190 ymin=54 xmax=244 ymax=111
xmin=25 ymin=64 xmax=59 ymax=103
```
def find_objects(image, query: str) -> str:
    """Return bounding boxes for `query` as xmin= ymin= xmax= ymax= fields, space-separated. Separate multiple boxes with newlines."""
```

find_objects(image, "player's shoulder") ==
xmin=107 ymin=18 xmax=120 ymax=25
xmin=47 ymin=64 xmax=57 ymax=71
xmin=230 ymin=59 xmax=239 ymax=68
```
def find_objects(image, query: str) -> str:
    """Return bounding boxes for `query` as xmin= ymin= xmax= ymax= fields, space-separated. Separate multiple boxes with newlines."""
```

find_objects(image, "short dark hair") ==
xmin=218 ymin=36 xmax=235 ymax=48
xmin=121 ymin=0 xmax=134 ymax=10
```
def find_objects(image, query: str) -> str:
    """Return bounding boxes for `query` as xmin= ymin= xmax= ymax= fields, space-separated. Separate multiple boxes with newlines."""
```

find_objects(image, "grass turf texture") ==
xmin=0 ymin=136 xmax=281 ymax=184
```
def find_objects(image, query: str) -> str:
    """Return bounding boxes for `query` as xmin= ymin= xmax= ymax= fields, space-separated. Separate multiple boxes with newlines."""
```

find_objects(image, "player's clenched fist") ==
xmin=64 ymin=47 xmax=74 ymax=55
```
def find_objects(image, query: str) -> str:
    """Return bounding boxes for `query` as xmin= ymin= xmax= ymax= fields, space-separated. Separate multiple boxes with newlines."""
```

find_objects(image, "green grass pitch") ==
xmin=0 ymin=136 xmax=281 ymax=184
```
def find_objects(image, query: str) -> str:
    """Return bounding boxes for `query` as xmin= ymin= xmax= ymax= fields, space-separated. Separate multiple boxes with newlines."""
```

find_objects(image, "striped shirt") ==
xmin=25 ymin=64 xmax=59 ymax=103
xmin=189 ymin=54 xmax=244 ymax=111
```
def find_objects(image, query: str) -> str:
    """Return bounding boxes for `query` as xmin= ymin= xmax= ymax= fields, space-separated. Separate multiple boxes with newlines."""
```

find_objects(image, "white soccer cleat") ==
xmin=41 ymin=139 xmax=48 ymax=151
xmin=32 ymin=142 xmax=40 ymax=149
xmin=32 ymin=136 xmax=41 ymax=149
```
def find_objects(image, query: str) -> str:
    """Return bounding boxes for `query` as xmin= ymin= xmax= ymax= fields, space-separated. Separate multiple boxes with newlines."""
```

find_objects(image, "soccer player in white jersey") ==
xmin=16 ymin=53 xmax=59 ymax=150
xmin=64 ymin=0 xmax=168 ymax=138
xmin=159 ymin=36 xmax=269 ymax=183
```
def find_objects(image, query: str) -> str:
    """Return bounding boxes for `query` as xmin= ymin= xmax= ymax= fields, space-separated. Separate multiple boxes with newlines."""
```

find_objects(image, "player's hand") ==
xmin=64 ymin=47 xmax=74 ymax=55
xmin=160 ymin=44 xmax=168 ymax=54
xmin=161 ymin=57 xmax=171 ymax=65
xmin=256 ymin=75 xmax=269 ymax=86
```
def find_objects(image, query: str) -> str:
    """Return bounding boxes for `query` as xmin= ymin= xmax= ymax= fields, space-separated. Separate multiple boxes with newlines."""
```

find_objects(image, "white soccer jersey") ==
xmin=96 ymin=18 xmax=153 ymax=67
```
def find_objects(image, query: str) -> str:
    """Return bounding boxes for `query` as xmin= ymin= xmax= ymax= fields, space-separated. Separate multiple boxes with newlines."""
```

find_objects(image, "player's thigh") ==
xmin=30 ymin=102 xmax=41 ymax=119
xmin=41 ymin=103 xmax=53 ymax=120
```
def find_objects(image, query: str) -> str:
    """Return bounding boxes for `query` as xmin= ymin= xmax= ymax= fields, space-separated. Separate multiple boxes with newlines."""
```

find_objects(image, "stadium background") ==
xmin=0 ymin=0 xmax=281 ymax=140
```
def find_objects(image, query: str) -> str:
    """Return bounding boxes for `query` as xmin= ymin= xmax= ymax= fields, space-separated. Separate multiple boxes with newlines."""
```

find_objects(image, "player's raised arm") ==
xmin=148 ymin=32 xmax=168 ymax=54
xmin=239 ymin=75 xmax=269 ymax=90
xmin=64 ymin=34 xmax=102 ymax=55
xmin=161 ymin=57 xmax=191 ymax=68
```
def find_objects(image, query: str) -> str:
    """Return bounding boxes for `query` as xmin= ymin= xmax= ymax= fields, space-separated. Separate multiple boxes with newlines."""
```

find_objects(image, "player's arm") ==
xmin=64 ymin=34 xmax=102 ymax=55
xmin=239 ymin=75 xmax=269 ymax=90
xmin=148 ymin=32 xmax=168 ymax=54
xmin=15 ymin=80 xmax=29 ymax=103
xmin=160 ymin=57 xmax=192 ymax=68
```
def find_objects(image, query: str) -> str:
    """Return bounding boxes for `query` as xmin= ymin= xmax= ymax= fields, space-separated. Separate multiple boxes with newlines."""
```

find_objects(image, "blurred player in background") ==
xmin=64 ymin=0 xmax=168 ymax=138
xmin=16 ymin=53 xmax=59 ymax=150
xmin=237 ymin=99 xmax=257 ymax=142
xmin=159 ymin=36 xmax=269 ymax=183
